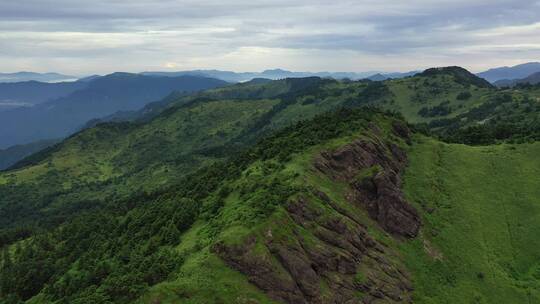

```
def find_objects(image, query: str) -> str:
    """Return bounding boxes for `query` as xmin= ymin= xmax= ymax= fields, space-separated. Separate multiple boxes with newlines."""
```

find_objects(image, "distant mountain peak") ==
xmin=0 ymin=72 xmax=77 ymax=83
xmin=418 ymin=66 xmax=493 ymax=88
xmin=418 ymin=66 xmax=473 ymax=78
xmin=477 ymin=62 xmax=540 ymax=83
xmin=367 ymin=73 xmax=388 ymax=81
xmin=262 ymin=68 xmax=291 ymax=73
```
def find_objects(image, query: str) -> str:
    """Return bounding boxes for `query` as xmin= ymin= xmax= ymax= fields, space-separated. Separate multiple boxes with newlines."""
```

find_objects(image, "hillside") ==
xmin=426 ymin=86 xmax=540 ymax=144
xmin=0 ymin=69 xmax=523 ymax=235
xmin=1 ymin=67 xmax=540 ymax=303
xmin=137 ymin=114 xmax=540 ymax=304
xmin=0 ymin=74 xmax=228 ymax=148
xmin=1 ymin=108 xmax=539 ymax=303
xmin=86 ymin=67 xmax=499 ymax=127
xmin=402 ymin=137 xmax=540 ymax=303
xmin=1 ymin=109 xmax=419 ymax=303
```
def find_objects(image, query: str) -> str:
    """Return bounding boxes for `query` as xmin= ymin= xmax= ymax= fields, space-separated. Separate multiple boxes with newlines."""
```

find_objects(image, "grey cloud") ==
xmin=0 ymin=0 xmax=539 ymax=74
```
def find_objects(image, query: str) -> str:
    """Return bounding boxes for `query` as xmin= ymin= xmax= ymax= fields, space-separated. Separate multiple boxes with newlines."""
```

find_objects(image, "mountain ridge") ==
xmin=0 ymin=72 xmax=77 ymax=83
xmin=0 ymin=73 xmax=228 ymax=149
xmin=494 ymin=71 xmax=540 ymax=87
xmin=1 ymin=66 xmax=540 ymax=304
xmin=477 ymin=62 xmax=540 ymax=83
xmin=141 ymin=69 xmax=418 ymax=83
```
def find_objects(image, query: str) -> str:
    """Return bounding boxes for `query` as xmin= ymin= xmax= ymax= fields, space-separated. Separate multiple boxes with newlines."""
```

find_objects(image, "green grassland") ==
xmin=402 ymin=138 xmax=540 ymax=303
xmin=385 ymin=74 xmax=492 ymax=123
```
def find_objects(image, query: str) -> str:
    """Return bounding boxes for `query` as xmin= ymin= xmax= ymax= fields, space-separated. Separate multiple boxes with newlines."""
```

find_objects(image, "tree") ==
xmin=1 ymin=248 xmax=14 ymax=296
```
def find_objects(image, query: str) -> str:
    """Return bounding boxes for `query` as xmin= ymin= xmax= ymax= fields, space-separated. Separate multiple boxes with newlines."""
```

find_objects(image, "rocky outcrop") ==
xmin=212 ymin=122 xmax=418 ymax=303
xmin=213 ymin=194 xmax=413 ymax=304
xmin=213 ymin=235 xmax=309 ymax=303
xmin=314 ymin=123 xmax=420 ymax=237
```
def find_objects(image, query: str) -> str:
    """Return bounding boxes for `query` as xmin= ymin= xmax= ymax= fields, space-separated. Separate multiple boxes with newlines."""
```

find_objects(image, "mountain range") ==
xmin=494 ymin=71 xmax=540 ymax=87
xmin=3 ymin=61 xmax=540 ymax=86
xmin=1 ymin=62 xmax=539 ymax=169
xmin=476 ymin=62 xmax=540 ymax=83
xmin=0 ymin=73 xmax=228 ymax=149
xmin=0 ymin=68 xmax=421 ymax=116
xmin=142 ymin=69 xmax=419 ymax=82
xmin=1 ymin=66 xmax=539 ymax=303
xmin=0 ymin=81 xmax=87 ymax=111
xmin=0 ymin=72 xmax=77 ymax=83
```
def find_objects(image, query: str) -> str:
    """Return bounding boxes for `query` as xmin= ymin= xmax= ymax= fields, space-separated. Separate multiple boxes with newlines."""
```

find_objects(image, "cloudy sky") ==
xmin=0 ymin=0 xmax=539 ymax=75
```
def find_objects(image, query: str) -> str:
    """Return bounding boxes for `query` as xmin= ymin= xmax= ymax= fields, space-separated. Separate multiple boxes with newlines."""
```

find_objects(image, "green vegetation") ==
xmin=418 ymin=101 xmax=452 ymax=118
xmin=456 ymin=91 xmax=472 ymax=100
xmin=432 ymin=89 xmax=540 ymax=144
xmin=1 ymin=67 xmax=540 ymax=303
xmin=0 ymin=108 xmax=403 ymax=303
xmin=0 ymin=98 xmax=278 ymax=233
xmin=135 ymin=109 xmax=408 ymax=303
xmin=402 ymin=137 xmax=540 ymax=303
xmin=354 ymin=164 xmax=382 ymax=184
xmin=0 ymin=139 xmax=60 ymax=170
xmin=383 ymin=72 xmax=492 ymax=123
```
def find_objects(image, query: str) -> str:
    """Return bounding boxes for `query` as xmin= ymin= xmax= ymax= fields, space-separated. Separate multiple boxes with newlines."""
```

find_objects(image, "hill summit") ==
xmin=418 ymin=66 xmax=493 ymax=88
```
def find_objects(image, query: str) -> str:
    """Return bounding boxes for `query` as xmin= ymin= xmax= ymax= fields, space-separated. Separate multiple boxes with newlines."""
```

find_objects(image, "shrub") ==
xmin=457 ymin=91 xmax=472 ymax=100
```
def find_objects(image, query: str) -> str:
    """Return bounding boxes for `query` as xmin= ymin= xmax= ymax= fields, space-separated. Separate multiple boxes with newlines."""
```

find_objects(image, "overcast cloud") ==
xmin=0 ymin=0 xmax=539 ymax=75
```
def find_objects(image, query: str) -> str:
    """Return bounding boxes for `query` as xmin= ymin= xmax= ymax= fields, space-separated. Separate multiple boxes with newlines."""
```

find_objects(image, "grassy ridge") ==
xmin=136 ymin=110 xmax=406 ymax=303
xmin=385 ymin=74 xmax=492 ymax=123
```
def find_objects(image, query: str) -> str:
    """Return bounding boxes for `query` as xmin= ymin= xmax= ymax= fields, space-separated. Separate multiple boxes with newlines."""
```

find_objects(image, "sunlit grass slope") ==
xmin=402 ymin=138 xmax=540 ymax=303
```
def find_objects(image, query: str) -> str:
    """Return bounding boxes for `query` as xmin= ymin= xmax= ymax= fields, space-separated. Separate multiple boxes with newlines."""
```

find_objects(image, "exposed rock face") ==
xmin=212 ymin=122 xmax=418 ymax=303
xmin=314 ymin=123 xmax=420 ymax=237
xmin=213 ymin=195 xmax=413 ymax=304
xmin=213 ymin=235 xmax=309 ymax=303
